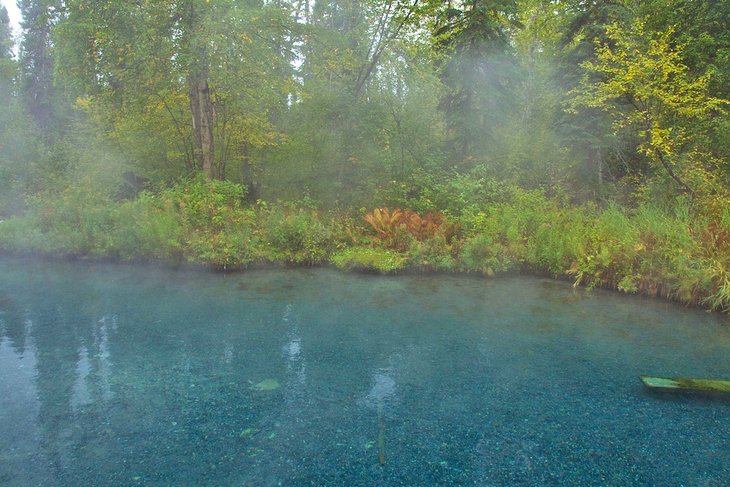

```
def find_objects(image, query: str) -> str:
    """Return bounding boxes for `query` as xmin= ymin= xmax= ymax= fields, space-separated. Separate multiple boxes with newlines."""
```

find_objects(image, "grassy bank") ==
xmin=1 ymin=177 xmax=728 ymax=313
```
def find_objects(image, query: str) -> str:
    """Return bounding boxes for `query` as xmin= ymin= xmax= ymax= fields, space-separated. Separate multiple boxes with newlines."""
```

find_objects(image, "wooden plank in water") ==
xmin=640 ymin=375 xmax=730 ymax=394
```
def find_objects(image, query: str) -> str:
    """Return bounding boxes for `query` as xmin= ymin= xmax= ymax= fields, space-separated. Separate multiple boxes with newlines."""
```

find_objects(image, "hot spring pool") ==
xmin=1 ymin=257 xmax=729 ymax=485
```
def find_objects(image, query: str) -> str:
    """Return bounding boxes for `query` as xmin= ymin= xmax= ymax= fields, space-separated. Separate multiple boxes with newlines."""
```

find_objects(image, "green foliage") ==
xmin=570 ymin=20 xmax=729 ymax=196
xmin=459 ymin=189 xmax=585 ymax=276
xmin=257 ymin=204 xmax=342 ymax=265
xmin=29 ymin=183 xmax=116 ymax=255
xmin=631 ymin=204 xmax=706 ymax=301
xmin=158 ymin=177 xmax=254 ymax=268
xmin=405 ymin=234 xmax=457 ymax=272
xmin=377 ymin=169 xmax=513 ymax=216
xmin=107 ymin=193 xmax=184 ymax=262
xmin=527 ymin=205 xmax=590 ymax=277
xmin=330 ymin=247 xmax=407 ymax=274
xmin=163 ymin=176 xmax=246 ymax=230
xmin=2 ymin=176 xmax=729 ymax=313
xmin=572 ymin=203 xmax=638 ymax=290
xmin=458 ymin=188 xmax=558 ymax=270
xmin=704 ymin=259 xmax=730 ymax=313
xmin=459 ymin=234 xmax=508 ymax=276
xmin=0 ymin=216 xmax=48 ymax=252
xmin=568 ymin=201 xmax=726 ymax=309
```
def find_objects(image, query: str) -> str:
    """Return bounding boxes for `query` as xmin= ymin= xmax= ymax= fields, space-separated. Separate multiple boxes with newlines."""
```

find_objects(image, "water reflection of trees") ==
xmin=0 ymin=282 xmax=119 ymax=484
xmin=0 ymin=311 xmax=49 ymax=485
xmin=1 ymin=267 xmax=479 ymax=483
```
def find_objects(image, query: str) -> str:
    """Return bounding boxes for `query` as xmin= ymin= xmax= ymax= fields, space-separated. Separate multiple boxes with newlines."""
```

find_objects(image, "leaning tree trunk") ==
xmin=189 ymin=76 xmax=216 ymax=179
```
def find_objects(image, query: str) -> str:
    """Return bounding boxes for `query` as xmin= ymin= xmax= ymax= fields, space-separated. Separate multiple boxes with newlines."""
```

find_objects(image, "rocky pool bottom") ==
xmin=1 ymin=257 xmax=729 ymax=485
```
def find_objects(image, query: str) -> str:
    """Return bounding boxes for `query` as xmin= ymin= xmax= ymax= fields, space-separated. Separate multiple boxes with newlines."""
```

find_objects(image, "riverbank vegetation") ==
xmin=0 ymin=1 xmax=728 ymax=312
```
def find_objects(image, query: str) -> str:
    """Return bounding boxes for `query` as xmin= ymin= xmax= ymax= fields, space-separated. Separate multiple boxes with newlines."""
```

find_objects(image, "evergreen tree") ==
xmin=0 ymin=6 xmax=12 ymax=59
xmin=1 ymin=6 xmax=15 ymax=95
xmin=1 ymin=5 xmax=40 ymax=216
xmin=432 ymin=0 xmax=517 ymax=165
xmin=18 ymin=0 xmax=59 ymax=133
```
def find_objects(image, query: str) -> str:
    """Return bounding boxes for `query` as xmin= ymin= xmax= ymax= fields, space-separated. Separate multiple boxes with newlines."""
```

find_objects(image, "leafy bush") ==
xmin=0 ymin=216 xmax=48 ymax=253
xmin=107 ymin=193 xmax=184 ymax=262
xmin=258 ymin=204 xmax=341 ymax=265
xmin=186 ymin=222 xmax=258 ymax=268
xmin=405 ymin=236 xmax=456 ymax=272
xmin=29 ymin=184 xmax=116 ymax=255
xmin=376 ymin=168 xmax=512 ymax=216
xmin=162 ymin=175 xmax=246 ymax=230
xmin=458 ymin=188 xmax=558 ymax=272
xmin=154 ymin=176 xmax=257 ymax=268
xmin=459 ymin=233 xmax=510 ymax=276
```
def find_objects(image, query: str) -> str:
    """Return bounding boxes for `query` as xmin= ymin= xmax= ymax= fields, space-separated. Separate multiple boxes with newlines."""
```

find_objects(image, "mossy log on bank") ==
xmin=640 ymin=375 xmax=730 ymax=394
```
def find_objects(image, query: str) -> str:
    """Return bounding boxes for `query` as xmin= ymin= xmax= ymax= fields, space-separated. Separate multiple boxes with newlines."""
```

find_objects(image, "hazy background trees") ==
xmin=0 ymin=0 xmax=727 ymax=212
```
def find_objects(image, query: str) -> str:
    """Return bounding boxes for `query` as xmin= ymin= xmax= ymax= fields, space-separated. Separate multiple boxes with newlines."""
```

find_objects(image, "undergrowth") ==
xmin=0 ymin=178 xmax=728 ymax=313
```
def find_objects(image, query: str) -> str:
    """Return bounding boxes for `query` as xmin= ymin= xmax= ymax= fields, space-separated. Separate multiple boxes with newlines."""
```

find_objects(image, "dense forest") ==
xmin=0 ymin=0 xmax=728 ymax=312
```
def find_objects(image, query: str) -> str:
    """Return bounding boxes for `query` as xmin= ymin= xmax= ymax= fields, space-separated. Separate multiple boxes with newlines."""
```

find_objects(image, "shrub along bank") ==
xmin=0 ymin=176 xmax=728 ymax=314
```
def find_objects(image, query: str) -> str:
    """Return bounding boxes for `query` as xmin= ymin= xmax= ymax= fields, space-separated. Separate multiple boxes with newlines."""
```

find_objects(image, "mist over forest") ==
xmin=0 ymin=1 xmax=728 ymax=311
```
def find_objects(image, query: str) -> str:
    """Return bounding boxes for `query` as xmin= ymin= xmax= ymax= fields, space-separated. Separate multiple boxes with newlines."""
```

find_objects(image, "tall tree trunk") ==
xmin=183 ymin=0 xmax=216 ymax=179
xmin=189 ymin=76 xmax=216 ymax=179
xmin=198 ymin=79 xmax=215 ymax=179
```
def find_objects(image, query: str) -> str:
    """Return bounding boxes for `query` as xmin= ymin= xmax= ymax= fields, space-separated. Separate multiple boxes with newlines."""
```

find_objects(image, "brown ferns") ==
xmin=364 ymin=208 xmax=404 ymax=239
xmin=402 ymin=211 xmax=444 ymax=241
xmin=364 ymin=208 xmax=457 ymax=247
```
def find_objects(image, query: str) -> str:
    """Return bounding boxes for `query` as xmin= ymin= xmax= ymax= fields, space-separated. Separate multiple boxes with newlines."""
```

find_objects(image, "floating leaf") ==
xmin=252 ymin=378 xmax=280 ymax=391
xmin=239 ymin=428 xmax=257 ymax=438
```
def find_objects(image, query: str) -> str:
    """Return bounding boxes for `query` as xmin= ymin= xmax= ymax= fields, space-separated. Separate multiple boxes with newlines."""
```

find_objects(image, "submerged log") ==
xmin=640 ymin=375 xmax=730 ymax=394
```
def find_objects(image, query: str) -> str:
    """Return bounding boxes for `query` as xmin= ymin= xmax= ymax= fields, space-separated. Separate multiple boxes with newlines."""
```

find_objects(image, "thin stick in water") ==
xmin=377 ymin=406 xmax=385 ymax=465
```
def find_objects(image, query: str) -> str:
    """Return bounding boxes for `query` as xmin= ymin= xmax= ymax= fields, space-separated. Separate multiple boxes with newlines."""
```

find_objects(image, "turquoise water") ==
xmin=1 ymin=257 xmax=729 ymax=486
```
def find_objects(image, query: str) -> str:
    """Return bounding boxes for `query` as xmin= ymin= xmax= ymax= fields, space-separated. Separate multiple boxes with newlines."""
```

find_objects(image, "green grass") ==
xmin=330 ymin=247 xmax=408 ymax=273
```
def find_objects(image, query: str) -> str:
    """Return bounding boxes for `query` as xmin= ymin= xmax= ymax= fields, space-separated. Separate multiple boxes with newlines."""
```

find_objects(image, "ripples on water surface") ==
xmin=0 ymin=257 xmax=729 ymax=486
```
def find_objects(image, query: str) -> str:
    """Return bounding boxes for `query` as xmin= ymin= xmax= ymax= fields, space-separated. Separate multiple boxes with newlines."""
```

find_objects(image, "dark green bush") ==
xmin=163 ymin=175 xmax=247 ymax=230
